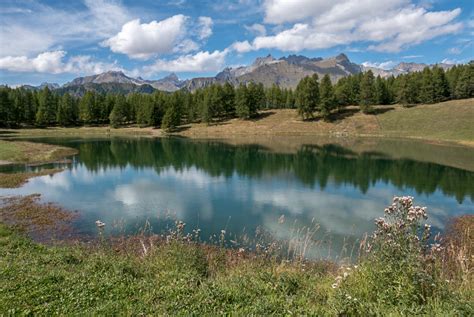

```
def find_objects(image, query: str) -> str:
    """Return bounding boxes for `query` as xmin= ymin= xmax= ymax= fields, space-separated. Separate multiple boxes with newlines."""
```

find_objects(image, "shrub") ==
xmin=333 ymin=196 xmax=461 ymax=314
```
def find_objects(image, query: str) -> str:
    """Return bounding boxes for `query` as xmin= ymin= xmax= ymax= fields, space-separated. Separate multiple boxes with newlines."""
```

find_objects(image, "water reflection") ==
xmin=1 ymin=137 xmax=472 ymax=259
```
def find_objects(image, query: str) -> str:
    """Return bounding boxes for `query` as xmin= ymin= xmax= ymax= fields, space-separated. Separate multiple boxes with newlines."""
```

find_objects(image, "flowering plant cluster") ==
xmin=366 ymin=196 xmax=442 ymax=260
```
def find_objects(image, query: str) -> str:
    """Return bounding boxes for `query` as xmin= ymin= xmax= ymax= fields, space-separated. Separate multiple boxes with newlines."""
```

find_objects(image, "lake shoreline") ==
xmin=1 ymin=99 xmax=473 ymax=148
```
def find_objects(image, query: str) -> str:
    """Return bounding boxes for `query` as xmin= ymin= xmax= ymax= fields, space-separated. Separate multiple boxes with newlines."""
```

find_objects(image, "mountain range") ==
xmin=20 ymin=54 xmax=456 ymax=95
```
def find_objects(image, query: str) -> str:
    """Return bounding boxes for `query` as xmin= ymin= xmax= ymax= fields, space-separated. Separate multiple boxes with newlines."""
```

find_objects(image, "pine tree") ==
xmin=295 ymin=74 xmax=319 ymax=120
xmin=222 ymin=82 xmax=236 ymax=117
xmin=397 ymin=75 xmax=418 ymax=106
xmin=431 ymin=66 xmax=450 ymax=103
xmin=0 ymin=89 xmax=12 ymax=127
xmin=375 ymin=76 xmax=389 ymax=105
xmin=79 ymin=91 xmax=96 ymax=124
xmin=235 ymin=84 xmax=251 ymax=119
xmin=454 ymin=64 xmax=474 ymax=99
xmin=319 ymin=74 xmax=335 ymax=120
xmin=161 ymin=95 xmax=181 ymax=132
xmin=36 ymin=87 xmax=56 ymax=126
xmin=57 ymin=93 xmax=75 ymax=126
xmin=420 ymin=67 xmax=435 ymax=104
xmin=359 ymin=70 xmax=375 ymax=113
xmin=109 ymin=95 xmax=128 ymax=128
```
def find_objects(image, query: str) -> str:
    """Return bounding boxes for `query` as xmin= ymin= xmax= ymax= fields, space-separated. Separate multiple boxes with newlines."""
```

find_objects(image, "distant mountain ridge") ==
xmin=18 ymin=54 xmax=458 ymax=95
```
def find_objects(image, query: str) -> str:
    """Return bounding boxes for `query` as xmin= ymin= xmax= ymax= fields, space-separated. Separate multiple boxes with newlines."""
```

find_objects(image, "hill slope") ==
xmin=176 ymin=99 xmax=474 ymax=145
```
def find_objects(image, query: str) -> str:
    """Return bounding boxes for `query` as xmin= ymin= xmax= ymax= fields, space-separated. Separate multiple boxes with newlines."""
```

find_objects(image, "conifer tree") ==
xmin=295 ymin=74 xmax=319 ymax=120
xmin=359 ymin=70 xmax=375 ymax=113
xmin=109 ymin=95 xmax=128 ymax=128
xmin=36 ymin=87 xmax=56 ymax=126
xmin=319 ymin=74 xmax=335 ymax=120
xmin=57 ymin=93 xmax=75 ymax=126
xmin=375 ymin=75 xmax=390 ymax=105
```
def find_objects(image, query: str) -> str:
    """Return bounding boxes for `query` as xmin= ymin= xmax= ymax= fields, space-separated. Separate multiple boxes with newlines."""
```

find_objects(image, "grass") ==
xmin=0 ymin=168 xmax=64 ymax=188
xmin=0 ymin=196 xmax=472 ymax=315
xmin=377 ymin=99 xmax=474 ymax=145
xmin=0 ymin=140 xmax=78 ymax=165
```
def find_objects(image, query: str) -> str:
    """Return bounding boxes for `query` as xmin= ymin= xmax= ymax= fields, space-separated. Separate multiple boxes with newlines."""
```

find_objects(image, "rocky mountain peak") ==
xmin=163 ymin=73 xmax=179 ymax=82
xmin=252 ymin=54 xmax=275 ymax=67
xmin=335 ymin=53 xmax=349 ymax=62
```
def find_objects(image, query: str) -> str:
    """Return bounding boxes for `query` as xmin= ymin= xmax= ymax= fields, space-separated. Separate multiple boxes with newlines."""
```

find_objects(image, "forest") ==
xmin=0 ymin=62 xmax=472 ymax=131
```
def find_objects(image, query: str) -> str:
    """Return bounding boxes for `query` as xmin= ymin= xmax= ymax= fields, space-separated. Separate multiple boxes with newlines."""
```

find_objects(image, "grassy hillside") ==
xmin=177 ymin=98 xmax=474 ymax=145
xmin=377 ymin=99 xmax=474 ymax=144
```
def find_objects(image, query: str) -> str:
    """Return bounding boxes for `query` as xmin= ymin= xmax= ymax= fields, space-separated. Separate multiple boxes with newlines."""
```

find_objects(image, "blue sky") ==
xmin=0 ymin=0 xmax=472 ymax=86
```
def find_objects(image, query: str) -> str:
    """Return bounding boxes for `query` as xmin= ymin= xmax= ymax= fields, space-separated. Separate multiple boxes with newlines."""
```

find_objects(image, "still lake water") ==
xmin=1 ymin=137 xmax=473 ymax=259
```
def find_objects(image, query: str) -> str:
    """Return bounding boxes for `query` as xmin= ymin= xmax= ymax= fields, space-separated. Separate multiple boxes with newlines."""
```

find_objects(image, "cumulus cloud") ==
xmin=142 ymin=50 xmax=228 ymax=75
xmin=103 ymin=15 xmax=215 ymax=59
xmin=231 ymin=40 xmax=254 ymax=53
xmin=0 ymin=51 xmax=121 ymax=74
xmin=197 ymin=17 xmax=213 ymax=40
xmin=103 ymin=16 xmax=188 ymax=60
xmin=242 ymin=0 xmax=463 ymax=53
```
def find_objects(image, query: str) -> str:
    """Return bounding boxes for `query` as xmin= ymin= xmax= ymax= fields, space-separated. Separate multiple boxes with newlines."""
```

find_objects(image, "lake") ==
xmin=1 ymin=137 xmax=473 ymax=259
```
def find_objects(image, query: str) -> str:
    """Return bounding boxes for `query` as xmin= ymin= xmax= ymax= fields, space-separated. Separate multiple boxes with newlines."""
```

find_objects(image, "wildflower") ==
xmin=221 ymin=229 xmax=226 ymax=235
xmin=176 ymin=221 xmax=186 ymax=231
xmin=95 ymin=220 xmax=105 ymax=228
xmin=331 ymin=283 xmax=338 ymax=289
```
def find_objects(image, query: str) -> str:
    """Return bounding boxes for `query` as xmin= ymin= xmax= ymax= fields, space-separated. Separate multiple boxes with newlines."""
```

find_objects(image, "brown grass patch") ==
xmin=0 ymin=140 xmax=78 ymax=164
xmin=441 ymin=215 xmax=473 ymax=288
xmin=0 ymin=194 xmax=77 ymax=241
xmin=0 ymin=168 xmax=64 ymax=188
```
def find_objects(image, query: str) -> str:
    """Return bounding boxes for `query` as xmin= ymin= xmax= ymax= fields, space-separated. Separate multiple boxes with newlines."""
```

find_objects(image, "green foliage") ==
xmin=331 ymin=196 xmax=472 ymax=315
xmin=235 ymin=83 xmax=260 ymax=119
xmin=35 ymin=87 xmax=56 ymax=126
xmin=109 ymin=95 xmax=128 ymax=128
xmin=57 ymin=93 xmax=76 ymax=126
xmin=454 ymin=63 xmax=474 ymax=99
xmin=161 ymin=95 xmax=181 ymax=132
xmin=319 ymin=74 xmax=336 ymax=120
xmin=295 ymin=74 xmax=319 ymax=120
xmin=359 ymin=70 xmax=375 ymax=113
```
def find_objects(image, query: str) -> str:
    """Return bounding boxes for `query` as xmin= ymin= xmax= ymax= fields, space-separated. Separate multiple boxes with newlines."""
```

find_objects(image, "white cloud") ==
xmin=103 ymin=16 xmax=188 ymax=60
xmin=244 ymin=23 xmax=266 ymax=36
xmin=441 ymin=58 xmax=458 ymax=65
xmin=247 ymin=0 xmax=463 ymax=53
xmin=263 ymin=0 xmax=336 ymax=24
xmin=103 ymin=15 xmax=215 ymax=59
xmin=230 ymin=40 xmax=254 ymax=53
xmin=402 ymin=55 xmax=424 ymax=59
xmin=0 ymin=0 xmax=132 ymax=57
xmin=0 ymin=51 xmax=121 ymax=74
xmin=362 ymin=61 xmax=397 ymax=70
xmin=142 ymin=50 xmax=229 ymax=75
xmin=197 ymin=16 xmax=213 ymax=40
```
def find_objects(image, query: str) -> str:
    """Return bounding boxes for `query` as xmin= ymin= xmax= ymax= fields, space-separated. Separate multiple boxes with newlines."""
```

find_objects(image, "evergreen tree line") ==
xmin=0 ymin=62 xmax=472 ymax=129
